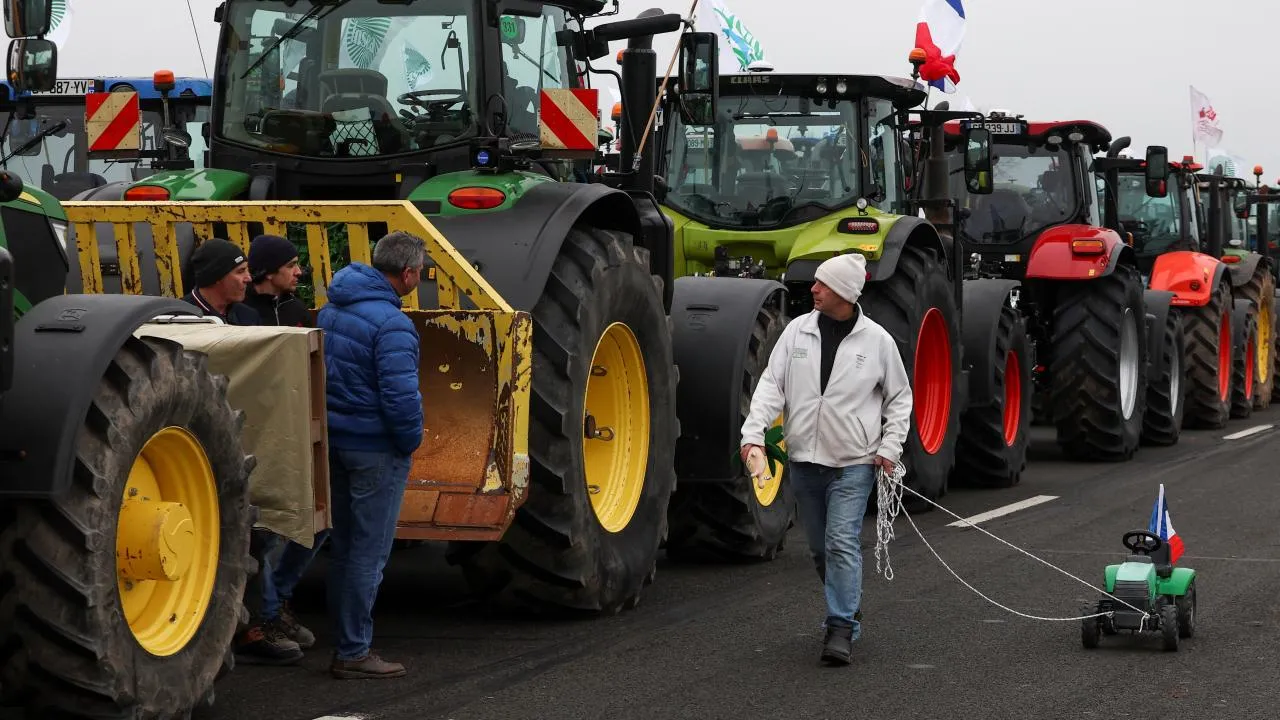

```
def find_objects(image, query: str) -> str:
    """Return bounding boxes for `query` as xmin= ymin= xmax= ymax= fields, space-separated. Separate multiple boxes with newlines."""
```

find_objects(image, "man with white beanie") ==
xmin=740 ymin=251 xmax=913 ymax=666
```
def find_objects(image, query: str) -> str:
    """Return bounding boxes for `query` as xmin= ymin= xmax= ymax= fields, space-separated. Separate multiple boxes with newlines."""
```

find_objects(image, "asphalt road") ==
xmin=204 ymin=409 xmax=1280 ymax=720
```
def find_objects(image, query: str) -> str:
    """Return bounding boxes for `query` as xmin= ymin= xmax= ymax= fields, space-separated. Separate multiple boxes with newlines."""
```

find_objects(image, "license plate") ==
xmin=31 ymin=78 xmax=99 ymax=96
xmin=964 ymin=120 xmax=1026 ymax=136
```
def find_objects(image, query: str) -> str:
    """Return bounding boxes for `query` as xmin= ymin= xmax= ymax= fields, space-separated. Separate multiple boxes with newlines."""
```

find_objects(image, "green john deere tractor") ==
xmin=655 ymin=65 xmax=1035 ymax=497
xmin=78 ymin=1 xmax=810 ymax=606
xmin=0 ymin=5 xmax=257 ymax=717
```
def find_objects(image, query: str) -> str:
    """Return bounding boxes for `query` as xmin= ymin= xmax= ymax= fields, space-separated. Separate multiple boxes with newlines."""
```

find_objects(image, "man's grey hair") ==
xmin=371 ymin=231 xmax=429 ymax=274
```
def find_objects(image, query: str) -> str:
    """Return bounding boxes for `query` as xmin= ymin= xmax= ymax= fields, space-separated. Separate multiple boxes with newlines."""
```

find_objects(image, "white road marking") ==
xmin=313 ymin=716 xmax=369 ymax=720
xmin=1223 ymin=424 xmax=1273 ymax=440
xmin=946 ymin=495 xmax=1058 ymax=528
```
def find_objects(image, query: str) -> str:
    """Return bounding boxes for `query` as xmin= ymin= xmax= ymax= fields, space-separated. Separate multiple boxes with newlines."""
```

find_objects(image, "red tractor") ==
xmin=936 ymin=112 xmax=1169 ymax=462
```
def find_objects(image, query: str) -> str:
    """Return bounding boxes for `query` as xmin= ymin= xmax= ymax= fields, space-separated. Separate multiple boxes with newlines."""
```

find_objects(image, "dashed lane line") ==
xmin=945 ymin=494 xmax=1059 ymax=528
xmin=1224 ymin=424 xmax=1273 ymax=441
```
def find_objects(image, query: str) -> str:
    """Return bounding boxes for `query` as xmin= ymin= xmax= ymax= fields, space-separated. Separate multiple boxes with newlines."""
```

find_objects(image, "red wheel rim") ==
xmin=1003 ymin=350 xmax=1021 ymax=447
xmin=1218 ymin=309 xmax=1230 ymax=401
xmin=913 ymin=307 xmax=952 ymax=455
xmin=1246 ymin=338 xmax=1256 ymax=399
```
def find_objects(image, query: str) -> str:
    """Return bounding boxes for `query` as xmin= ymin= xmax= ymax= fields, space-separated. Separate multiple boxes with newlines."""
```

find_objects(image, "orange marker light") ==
xmin=124 ymin=186 xmax=170 ymax=201
xmin=153 ymin=69 xmax=176 ymax=93
xmin=1071 ymin=239 xmax=1106 ymax=255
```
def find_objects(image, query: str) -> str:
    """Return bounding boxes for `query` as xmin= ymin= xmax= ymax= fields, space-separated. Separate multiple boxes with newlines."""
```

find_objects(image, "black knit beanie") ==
xmin=249 ymin=234 xmax=299 ymax=282
xmin=190 ymin=238 xmax=247 ymax=287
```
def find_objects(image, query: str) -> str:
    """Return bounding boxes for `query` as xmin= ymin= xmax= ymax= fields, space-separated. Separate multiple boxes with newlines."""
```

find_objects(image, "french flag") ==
xmin=1148 ymin=484 xmax=1185 ymax=564
xmin=914 ymin=0 xmax=965 ymax=94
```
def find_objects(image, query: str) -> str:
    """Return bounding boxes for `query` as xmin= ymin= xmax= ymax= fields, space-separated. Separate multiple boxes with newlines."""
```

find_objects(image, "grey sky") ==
xmin=53 ymin=0 xmax=1280 ymax=179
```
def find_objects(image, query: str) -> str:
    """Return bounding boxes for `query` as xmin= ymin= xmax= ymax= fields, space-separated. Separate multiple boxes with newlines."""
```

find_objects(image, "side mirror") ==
xmin=1236 ymin=199 xmax=1252 ymax=220
xmin=6 ymin=38 xmax=56 ymax=93
xmin=677 ymin=31 xmax=717 ymax=126
xmin=1144 ymin=145 xmax=1169 ymax=198
xmin=4 ymin=0 xmax=52 ymax=39
xmin=963 ymin=127 xmax=993 ymax=195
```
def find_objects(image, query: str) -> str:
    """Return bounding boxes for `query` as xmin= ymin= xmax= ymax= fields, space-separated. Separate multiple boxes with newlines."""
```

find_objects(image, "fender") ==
xmin=783 ymin=216 xmax=947 ymax=288
xmin=670 ymin=276 xmax=786 ymax=482
xmin=959 ymin=278 xmax=1021 ymax=405
xmin=1149 ymin=251 xmax=1228 ymax=308
xmin=0 ymin=294 xmax=204 ymax=498
xmin=64 ymin=181 xmax=199 ymax=296
xmin=1221 ymin=251 xmax=1264 ymax=289
xmin=421 ymin=182 xmax=650 ymax=312
xmin=1141 ymin=289 xmax=1176 ymax=385
xmin=1024 ymin=225 xmax=1132 ymax=280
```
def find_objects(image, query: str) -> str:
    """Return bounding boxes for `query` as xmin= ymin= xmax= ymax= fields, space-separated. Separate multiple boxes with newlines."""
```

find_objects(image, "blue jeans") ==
xmin=261 ymin=529 xmax=330 ymax=622
xmin=790 ymin=461 xmax=876 ymax=639
xmin=326 ymin=447 xmax=411 ymax=661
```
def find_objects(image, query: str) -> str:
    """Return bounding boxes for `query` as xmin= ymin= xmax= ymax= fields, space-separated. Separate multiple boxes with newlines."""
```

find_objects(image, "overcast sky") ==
xmin=52 ymin=0 xmax=1280 ymax=179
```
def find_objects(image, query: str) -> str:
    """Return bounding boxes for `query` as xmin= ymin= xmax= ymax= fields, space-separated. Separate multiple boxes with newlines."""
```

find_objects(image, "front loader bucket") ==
xmin=60 ymin=200 xmax=533 ymax=542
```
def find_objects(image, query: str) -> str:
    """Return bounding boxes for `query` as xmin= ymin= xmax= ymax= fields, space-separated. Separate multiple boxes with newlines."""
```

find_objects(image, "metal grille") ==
xmin=330 ymin=120 xmax=379 ymax=157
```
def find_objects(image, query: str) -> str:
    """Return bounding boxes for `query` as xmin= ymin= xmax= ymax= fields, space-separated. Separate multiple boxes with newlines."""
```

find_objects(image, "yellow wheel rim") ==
xmin=752 ymin=414 xmax=784 ymax=507
xmin=116 ymin=427 xmax=220 ymax=657
xmin=1257 ymin=300 xmax=1272 ymax=385
xmin=582 ymin=322 xmax=650 ymax=533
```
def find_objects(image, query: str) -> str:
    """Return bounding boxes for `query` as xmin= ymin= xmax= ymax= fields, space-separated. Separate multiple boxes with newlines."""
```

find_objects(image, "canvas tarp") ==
xmin=133 ymin=322 xmax=328 ymax=547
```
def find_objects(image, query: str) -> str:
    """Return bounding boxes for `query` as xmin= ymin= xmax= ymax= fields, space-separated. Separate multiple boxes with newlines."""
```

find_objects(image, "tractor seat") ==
xmin=42 ymin=166 xmax=108 ymax=201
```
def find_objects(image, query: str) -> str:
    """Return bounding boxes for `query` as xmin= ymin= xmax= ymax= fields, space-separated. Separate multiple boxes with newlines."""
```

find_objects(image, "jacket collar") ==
xmin=797 ymin=305 xmax=866 ymax=337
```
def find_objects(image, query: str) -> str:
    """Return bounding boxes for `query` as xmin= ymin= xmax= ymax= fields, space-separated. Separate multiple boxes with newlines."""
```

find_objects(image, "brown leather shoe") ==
xmin=330 ymin=651 xmax=406 ymax=679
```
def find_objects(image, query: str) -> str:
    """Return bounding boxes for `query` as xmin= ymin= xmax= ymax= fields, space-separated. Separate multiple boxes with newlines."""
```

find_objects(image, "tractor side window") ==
xmin=1116 ymin=173 xmax=1179 ymax=258
xmin=499 ymin=8 xmax=572 ymax=138
xmin=1184 ymin=180 xmax=1202 ymax=247
xmin=865 ymin=98 xmax=901 ymax=213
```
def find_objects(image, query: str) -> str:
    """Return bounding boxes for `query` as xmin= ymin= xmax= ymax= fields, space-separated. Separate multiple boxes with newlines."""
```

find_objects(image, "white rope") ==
xmin=872 ymin=465 xmax=1150 ymax=622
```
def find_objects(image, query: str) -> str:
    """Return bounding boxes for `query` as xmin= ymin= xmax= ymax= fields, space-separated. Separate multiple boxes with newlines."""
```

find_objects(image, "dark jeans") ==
xmin=790 ymin=461 xmax=876 ymax=640
xmin=262 ymin=530 xmax=330 ymax=621
xmin=327 ymin=447 xmax=411 ymax=661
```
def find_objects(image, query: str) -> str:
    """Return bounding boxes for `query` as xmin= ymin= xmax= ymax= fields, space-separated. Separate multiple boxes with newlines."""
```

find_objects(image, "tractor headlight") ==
xmin=49 ymin=219 xmax=69 ymax=259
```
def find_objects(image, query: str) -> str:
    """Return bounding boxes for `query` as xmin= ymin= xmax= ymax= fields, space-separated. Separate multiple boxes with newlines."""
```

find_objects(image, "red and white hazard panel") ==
xmin=85 ymin=91 xmax=141 ymax=154
xmin=538 ymin=88 xmax=598 ymax=156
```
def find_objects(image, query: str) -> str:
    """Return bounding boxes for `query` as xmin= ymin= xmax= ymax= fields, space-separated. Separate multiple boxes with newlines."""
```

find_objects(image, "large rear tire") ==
xmin=454 ymin=225 xmax=678 ymax=614
xmin=1179 ymin=280 xmax=1233 ymax=429
xmin=1229 ymin=300 xmax=1257 ymax=419
xmin=1049 ymin=265 xmax=1148 ymax=461
xmin=1141 ymin=308 xmax=1186 ymax=446
xmin=859 ymin=244 xmax=962 ymax=507
xmin=953 ymin=303 xmax=1032 ymax=488
xmin=666 ymin=302 xmax=795 ymax=562
xmin=1234 ymin=263 xmax=1274 ymax=409
xmin=0 ymin=335 xmax=253 ymax=718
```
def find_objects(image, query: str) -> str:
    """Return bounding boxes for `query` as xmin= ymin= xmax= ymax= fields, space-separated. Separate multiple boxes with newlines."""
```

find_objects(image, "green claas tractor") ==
xmin=656 ymin=66 xmax=1035 ymax=495
xmin=1082 ymin=529 xmax=1196 ymax=652
xmin=0 ymin=5 xmax=256 ymax=718
xmin=62 ymin=1 xmax=806 ymax=607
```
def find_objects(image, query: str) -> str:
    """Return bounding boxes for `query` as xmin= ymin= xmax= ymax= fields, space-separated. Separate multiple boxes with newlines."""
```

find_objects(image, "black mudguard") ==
xmin=784 ymin=216 xmax=947 ymax=287
xmin=671 ymin=276 xmax=786 ymax=483
xmin=420 ymin=182 xmax=649 ymax=312
xmin=64 ymin=181 xmax=199 ymax=295
xmin=960 ymin=278 xmax=1022 ymax=406
xmin=0 ymin=294 xmax=203 ymax=498
xmin=1142 ymin=289 xmax=1177 ymax=385
xmin=1225 ymin=252 xmax=1264 ymax=289
xmin=0 ymin=247 xmax=13 ymax=394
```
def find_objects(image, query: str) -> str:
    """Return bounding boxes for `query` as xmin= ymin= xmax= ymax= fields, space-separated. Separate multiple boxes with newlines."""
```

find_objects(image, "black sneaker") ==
xmin=820 ymin=624 xmax=853 ymax=665
xmin=235 ymin=623 xmax=303 ymax=665
xmin=277 ymin=601 xmax=316 ymax=650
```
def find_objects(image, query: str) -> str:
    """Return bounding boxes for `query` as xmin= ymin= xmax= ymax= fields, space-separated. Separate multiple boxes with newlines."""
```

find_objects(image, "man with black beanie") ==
xmin=181 ymin=237 xmax=260 ymax=326
xmin=244 ymin=234 xmax=313 ymax=327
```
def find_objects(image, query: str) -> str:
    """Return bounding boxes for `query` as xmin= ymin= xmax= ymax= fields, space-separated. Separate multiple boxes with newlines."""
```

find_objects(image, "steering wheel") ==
xmin=1122 ymin=530 xmax=1164 ymax=555
xmin=397 ymin=89 xmax=467 ymax=114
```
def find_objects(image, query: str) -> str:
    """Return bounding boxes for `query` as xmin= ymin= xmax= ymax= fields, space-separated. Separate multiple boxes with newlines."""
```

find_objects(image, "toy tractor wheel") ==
xmin=454 ymin=225 xmax=678 ymax=615
xmin=1176 ymin=580 xmax=1196 ymax=638
xmin=1161 ymin=603 xmax=1179 ymax=651
xmin=1179 ymin=280 xmax=1233 ymax=429
xmin=1081 ymin=608 xmax=1101 ymax=649
xmin=1229 ymin=300 xmax=1258 ymax=419
xmin=0 ymin=335 xmax=254 ymax=718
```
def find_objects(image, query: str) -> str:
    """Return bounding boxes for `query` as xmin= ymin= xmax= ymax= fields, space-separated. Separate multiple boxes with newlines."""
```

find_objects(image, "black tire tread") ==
xmin=1179 ymin=281 xmax=1232 ymax=429
xmin=1229 ymin=302 xmax=1256 ymax=419
xmin=1141 ymin=309 xmax=1186 ymax=446
xmin=1235 ymin=264 xmax=1274 ymax=409
xmin=953 ymin=303 xmax=1031 ymax=487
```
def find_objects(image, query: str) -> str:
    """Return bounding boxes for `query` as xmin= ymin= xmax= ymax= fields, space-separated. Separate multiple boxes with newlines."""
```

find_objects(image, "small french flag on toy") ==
xmin=1149 ymin=484 xmax=1184 ymax=564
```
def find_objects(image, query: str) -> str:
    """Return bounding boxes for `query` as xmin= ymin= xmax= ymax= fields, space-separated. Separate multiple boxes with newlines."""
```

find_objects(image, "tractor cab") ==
xmin=660 ymin=71 xmax=923 ymax=232
xmin=939 ymin=113 xmax=1113 ymax=279
xmin=1094 ymin=147 xmax=1205 ymax=277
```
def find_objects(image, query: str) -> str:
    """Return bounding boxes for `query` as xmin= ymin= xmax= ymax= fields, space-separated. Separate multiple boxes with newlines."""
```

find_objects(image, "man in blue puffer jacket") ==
xmin=317 ymin=230 xmax=427 ymax=679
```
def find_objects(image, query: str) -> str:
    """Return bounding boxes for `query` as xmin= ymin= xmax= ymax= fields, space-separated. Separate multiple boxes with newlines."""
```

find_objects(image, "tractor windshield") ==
xmin=664 ymin=93 xmax=900 ymax=228
xmin=1110 ymin=172 xmax=1182 ymax=258
xmin=948 ymin=140 xmax=1080 ymax=244
xmin=216 ymin=0 xmax=573 ymax=159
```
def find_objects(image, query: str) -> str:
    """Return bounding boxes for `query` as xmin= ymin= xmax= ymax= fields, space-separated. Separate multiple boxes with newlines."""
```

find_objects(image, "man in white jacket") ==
xmin=740 ymin=251 xmax=913 ymax=666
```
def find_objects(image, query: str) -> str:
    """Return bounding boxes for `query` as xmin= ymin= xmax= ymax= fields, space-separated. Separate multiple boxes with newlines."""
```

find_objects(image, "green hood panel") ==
xmin=409 ymin=170 xmax=554 ymax=216
xmin=663 ymin=206 xmax=901 ymax=278
xmin=128 ymin=169 xmax=251 ymax=201
xmin=10 ymin=185 xmax=65 ymax=221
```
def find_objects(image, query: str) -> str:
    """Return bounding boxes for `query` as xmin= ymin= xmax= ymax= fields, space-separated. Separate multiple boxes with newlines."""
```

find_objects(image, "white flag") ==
xmin=1190 ymin=86 xmax=1223 ymax=147
xmin=697 ymin=0 xmax=767 ymax=72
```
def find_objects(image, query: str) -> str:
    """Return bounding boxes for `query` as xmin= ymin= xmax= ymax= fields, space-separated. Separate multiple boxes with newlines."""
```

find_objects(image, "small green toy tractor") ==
xmin=1082 ymin=530 xmax=1197 ymax=651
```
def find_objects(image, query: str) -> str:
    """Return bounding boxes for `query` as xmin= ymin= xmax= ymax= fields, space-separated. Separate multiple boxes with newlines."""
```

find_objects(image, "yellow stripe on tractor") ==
xmin=61 ymin=200 xmax=533 ymax=542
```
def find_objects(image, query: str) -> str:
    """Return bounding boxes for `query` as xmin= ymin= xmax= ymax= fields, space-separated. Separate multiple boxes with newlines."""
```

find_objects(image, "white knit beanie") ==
xmin=814 ymin=253 xmax=868 ymax=304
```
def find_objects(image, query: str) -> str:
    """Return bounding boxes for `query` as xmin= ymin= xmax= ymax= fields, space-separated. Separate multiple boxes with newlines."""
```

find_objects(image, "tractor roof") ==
xmin=718 ymin=72 xmax=927 ymax=108
xmin=943 ymin=117 xmax=1112 ymax=147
